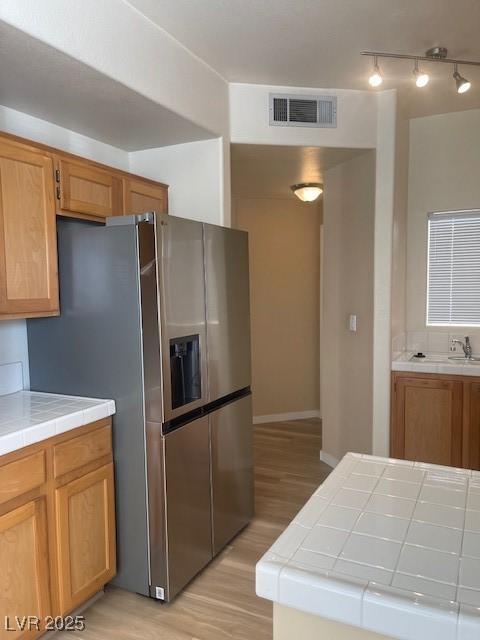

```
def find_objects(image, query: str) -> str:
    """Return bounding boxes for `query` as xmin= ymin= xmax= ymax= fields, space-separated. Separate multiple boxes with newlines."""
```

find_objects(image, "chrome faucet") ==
xmin=451 ymin=336 xmax=473 ymax=358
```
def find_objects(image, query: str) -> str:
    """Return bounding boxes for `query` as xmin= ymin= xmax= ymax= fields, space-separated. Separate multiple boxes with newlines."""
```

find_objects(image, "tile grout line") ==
xmin=331 ymin=462 xmax=385 ymax=575
xmin=455 ymin=477 xmax=470 ymax=605
xmin=388 ymin=467 xmax=426 ymax=588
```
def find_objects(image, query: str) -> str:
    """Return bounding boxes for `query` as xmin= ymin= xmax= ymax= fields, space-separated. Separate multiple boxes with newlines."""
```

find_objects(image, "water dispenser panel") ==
xmin=169 ymin=335 xmax=201 ymax=410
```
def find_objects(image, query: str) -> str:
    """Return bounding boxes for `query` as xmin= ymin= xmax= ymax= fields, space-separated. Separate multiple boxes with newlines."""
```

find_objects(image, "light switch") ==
xmin=349 ymin=314 xmax=357 ymax=332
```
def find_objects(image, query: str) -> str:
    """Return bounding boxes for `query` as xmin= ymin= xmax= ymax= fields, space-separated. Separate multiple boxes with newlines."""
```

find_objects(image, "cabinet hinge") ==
xmin=56 ymin=186 xmax=61 ymax=200
xmin=55 ymin=169 xmax=60 ymax=183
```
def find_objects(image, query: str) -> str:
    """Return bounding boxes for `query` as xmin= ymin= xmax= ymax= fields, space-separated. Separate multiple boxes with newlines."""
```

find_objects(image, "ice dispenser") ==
xmin=170 ymin=335 xmax=201 ymax=409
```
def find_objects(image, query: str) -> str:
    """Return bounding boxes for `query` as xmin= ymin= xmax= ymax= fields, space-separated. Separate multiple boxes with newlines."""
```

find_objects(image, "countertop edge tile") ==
xmin=0 ymin=431 xmax=25 ymax=456
xmin=458 ymin=604 xmax=480 ymax=640
xmin=255 ymin=554 xmax=285 ymax=601
xmin=363 ymin=583 xmax=459 ymax=640
xmin=278 ymin=565 xmax=366 ymax=627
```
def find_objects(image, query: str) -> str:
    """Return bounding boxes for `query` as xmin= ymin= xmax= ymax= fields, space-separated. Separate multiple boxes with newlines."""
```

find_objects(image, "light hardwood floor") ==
xmin=59 ymin=419 xmax=329 ymax=640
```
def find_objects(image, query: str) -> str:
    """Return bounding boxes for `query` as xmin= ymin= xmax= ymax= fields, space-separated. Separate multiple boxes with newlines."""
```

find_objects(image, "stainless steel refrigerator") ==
xmin=27 ymin=212 xmax=253 ymax=602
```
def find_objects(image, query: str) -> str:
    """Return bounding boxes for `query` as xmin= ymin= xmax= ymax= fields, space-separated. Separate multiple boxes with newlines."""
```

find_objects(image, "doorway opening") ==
xmin=230 ymin=143 xmax=373 ymax=455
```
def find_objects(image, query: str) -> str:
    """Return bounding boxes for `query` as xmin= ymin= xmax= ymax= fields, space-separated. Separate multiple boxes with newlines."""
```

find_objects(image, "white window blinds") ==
xmin=427 ymin=210 xmax=480 ymax=327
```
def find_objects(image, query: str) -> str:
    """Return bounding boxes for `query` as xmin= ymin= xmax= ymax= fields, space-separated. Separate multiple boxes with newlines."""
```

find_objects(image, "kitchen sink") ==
xmin=448 ymin=356 xmax=480 ymax=363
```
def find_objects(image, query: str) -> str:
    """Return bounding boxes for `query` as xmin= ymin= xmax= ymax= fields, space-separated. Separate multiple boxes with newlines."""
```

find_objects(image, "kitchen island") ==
xmin=256 ymin=452 xmax=480 ymax=640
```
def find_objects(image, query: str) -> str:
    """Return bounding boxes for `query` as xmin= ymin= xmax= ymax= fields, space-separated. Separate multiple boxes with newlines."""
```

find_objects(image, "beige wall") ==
xmin=233 ymin=197 xmax=321 ymax=418
xmin=406 ymin=109 xmax=480 ymax=335
xmin=391 ymin=107 xmax=409 ymax=351
xmin=321 ymin=151 xmax=376 ymax=462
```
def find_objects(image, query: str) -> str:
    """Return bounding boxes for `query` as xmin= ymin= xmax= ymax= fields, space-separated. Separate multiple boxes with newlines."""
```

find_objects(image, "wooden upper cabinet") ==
xmin=0 ymin=139 xmax=59 ymax=318
xmin=57 ymin=158 xmax=123 ymax=219
xmin=123 ymin=178 xmax=168 ymax=215
xmin=0 ymin=499 xmax=51 ymax=639
xmin=391 ymin=374 xmax=463 ymax=467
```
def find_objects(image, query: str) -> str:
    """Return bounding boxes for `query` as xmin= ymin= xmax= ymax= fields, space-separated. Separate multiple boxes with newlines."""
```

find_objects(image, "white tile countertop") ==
xmin=393 ymin=351 xmax=480 ymax=377
xmin=256 ymin=452 xmax=480 ymax=640
xmin=0 ymin=391 xmax=116 ymax=455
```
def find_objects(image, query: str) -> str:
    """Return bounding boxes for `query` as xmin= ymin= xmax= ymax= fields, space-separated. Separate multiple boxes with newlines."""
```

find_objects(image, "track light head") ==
xmin=368 ymin=56 xmax=383 ymax=87
xmin=453 ymin=64 xmax=471 ymax=93
xmin=413 ymin=59 xmax=429 ymax=87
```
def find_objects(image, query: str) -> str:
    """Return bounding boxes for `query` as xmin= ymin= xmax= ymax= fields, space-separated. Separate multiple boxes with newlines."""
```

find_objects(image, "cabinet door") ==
xmin=0 ymin=500 xmax=51 ymax=639
xmin=391 ymin=376 xmax=463 ymax=466
xmin=465 ymin=381 xmax=480 ymax=470
xmin=123 ymin=178 xmax=167 ymax=215
xmin=55 ymin=463 xmax=116 ymax=614
xmin=0 ymin=140 xmax=58 ymax=317
xmin=58 ymin=159 xmax=123 ymax=218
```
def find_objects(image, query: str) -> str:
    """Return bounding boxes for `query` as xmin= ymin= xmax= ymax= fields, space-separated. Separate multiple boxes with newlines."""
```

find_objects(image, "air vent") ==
xmin=269 ymin=93 xmax=337 ymax=128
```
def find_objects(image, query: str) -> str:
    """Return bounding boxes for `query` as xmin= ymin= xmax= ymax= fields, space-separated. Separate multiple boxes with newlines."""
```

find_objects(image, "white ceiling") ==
xmin=129 ymin=0 xmax=480 ymax=117
xmin=231 ymin=144 xmax=368 ymax=198
xmin=0 ymin=22 xmax=212 ymax=151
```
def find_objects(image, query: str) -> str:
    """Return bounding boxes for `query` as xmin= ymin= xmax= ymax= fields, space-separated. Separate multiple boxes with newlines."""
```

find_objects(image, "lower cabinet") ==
xmin=55 ymin=463 xmax=116 ymax=614
xmin=391 ymin=372 xmax=480 ymax=469
xmin=464 ymin=381 xmax=480 ymax=470
xmin=0 ymin=500 xmax=51 ymax=639
xmin=0 ymin=419 xmax=116 ymax=638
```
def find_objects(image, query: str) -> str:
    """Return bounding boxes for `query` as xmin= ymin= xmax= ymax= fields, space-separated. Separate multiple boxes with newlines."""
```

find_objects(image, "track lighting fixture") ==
xmin=361 ymin=47 xmax=478 ymax=94
xmin=368 ymin=56 xmax=383 ymax=87
xmin=453 ymin=63 xmax=471 ymax=94
xmin=413 ymin=59 xmax=429 ymax=87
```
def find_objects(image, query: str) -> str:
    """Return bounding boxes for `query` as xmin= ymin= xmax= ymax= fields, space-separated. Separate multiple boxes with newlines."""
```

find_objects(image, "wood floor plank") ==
xmin=57 ymin=419 xmax=329 ymax=640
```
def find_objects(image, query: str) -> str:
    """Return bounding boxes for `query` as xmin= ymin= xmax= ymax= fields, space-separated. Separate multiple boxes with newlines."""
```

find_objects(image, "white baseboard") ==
xmin=320 ymin=450 xmax=339 ymax=468
xmin=253 ymin=410 xmax=321 ymax=425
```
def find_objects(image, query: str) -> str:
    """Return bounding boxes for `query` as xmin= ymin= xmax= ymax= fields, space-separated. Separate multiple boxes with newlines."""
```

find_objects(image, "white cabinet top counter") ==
xmin=393 ymin=352 xmax=480 ymax=377
xmin=0 ymin=391 xmax=115 ymax=455
xmin=256 ymin=452 xmax=480 ymax=640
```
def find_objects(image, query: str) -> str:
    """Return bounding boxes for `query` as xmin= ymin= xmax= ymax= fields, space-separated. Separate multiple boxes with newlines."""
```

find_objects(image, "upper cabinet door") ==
xmin=57 ymin=159 xmax=123 ymax=218
xmin=0 ymin=140 xmax=59 ymax=318
xmin=123 ymin=178 xmax=168 ymax=215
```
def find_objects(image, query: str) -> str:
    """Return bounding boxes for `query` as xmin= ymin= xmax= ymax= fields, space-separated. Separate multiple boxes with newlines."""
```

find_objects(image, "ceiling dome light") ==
xmin=291 ymin=183 xmax=323 ymax=202
xmin=413 ymin=59 xmax=429 ymax=87
xmin=453 ymin=63 xmax=471 ymax=93
xmin=368 ymin=56 xmax=383 ymax=87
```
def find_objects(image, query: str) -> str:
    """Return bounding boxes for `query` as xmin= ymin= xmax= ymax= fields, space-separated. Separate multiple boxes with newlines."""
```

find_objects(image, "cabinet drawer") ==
xmin=0 ymin=450 xmax=46 ymax=505
xmin=54 ymin=425 xmax=112 ymax=478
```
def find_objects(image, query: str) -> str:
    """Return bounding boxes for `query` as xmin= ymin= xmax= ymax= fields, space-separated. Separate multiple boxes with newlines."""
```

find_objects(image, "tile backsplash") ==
xmin=0 ymin=362 xmax=24 ymax=396
xmin=402 ymin=331 xmax=480 ymax=355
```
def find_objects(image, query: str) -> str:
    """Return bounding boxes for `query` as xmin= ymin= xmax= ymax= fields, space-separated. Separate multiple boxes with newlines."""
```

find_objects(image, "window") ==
xmin=427 ymin=210 xmax=480 ymax=327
